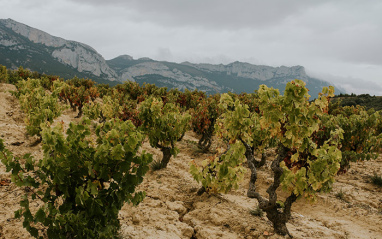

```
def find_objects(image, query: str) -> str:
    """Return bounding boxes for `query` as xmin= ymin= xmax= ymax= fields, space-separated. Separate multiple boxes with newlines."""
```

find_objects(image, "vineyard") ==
xmin=0 ymin=68 xmax=382 ymax=238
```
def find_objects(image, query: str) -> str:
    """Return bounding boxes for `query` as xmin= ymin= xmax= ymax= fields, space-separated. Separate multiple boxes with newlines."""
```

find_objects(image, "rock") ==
xmin=1 ymin=18 xmax=339 ymax=97
xmin=0 ymin=18 xmax=119 ymax=82
xmin=166 ymin=201 xmax=187 ymax=215
xmin=132 ymin=214 xmax=141 ymax=225
xmin=181 ymin=225 xmax=194 ymax=238
xmin=119 ymin=61 xmax=227 ymax=92
xmin=182 ymin=61 xmax=308 ymax=81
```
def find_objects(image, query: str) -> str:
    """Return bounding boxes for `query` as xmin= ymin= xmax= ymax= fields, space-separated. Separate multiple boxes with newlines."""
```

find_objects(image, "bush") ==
xmin=16 ymin=79 xmax=62 ymax=139
xmin=371 ymin=173 xmax=382 ymax=187
xmin=195 ymin=80 xmax=342 ymax=236
xmin=0 ymin=65 xmax=7 ymax=83
xmin=139 ymin=97 xmax=190 ymax=169
xmin=0 ymin=118 xmax=152 ymax=238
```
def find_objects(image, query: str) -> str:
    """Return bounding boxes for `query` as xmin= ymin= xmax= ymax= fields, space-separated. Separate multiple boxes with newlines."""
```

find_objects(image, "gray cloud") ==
xmin=155 ymin=47 xmax=174 ymax=62
xmin=313 ymin=73 xmax=382 ymax=96
xmin=67 ymin=0 xmax=331 ymax=29
xmin=1 ymin=0 xmax=382 ymax=94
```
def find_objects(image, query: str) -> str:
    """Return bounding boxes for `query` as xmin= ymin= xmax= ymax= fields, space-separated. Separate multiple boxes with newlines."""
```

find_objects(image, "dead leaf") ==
xmin=0 ymin=179 xmax=11 ymax=186
xmin=263 ymin=231 xmax=274 ymax=236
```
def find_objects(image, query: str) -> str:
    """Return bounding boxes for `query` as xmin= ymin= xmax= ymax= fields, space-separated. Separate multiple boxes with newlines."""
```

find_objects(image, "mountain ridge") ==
xmin=0 ymin=18 xmax=342 ymax=96
xmin=0 ymin=18 xmax=119 ymax=83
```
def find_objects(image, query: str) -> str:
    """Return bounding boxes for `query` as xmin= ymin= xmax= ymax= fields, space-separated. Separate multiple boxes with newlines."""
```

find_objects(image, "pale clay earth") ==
xmin=0 ymin=83 xmax=381 ymax=239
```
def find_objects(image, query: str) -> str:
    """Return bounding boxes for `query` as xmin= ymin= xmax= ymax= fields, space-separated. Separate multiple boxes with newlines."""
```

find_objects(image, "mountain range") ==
xmin=0 ymin=18 xmax=342 ymax=96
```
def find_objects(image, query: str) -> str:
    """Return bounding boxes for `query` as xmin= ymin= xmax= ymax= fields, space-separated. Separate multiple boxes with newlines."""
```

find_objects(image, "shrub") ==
xmin=0 ymin=118 xmax=152 ymax=238
xmin=139 ymin=97 xmax=190 ymax=169
xmin=371 ymin=173 xmax=382 ymax=187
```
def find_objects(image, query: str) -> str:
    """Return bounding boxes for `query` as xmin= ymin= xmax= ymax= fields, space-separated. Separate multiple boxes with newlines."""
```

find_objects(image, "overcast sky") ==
xmin=1 ymin=0 xmax=382 ymax=94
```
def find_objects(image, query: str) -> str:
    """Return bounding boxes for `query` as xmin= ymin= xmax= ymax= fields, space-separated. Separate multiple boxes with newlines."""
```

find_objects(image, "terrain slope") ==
xmin=0 ymin=83 xmax=381 ymax=239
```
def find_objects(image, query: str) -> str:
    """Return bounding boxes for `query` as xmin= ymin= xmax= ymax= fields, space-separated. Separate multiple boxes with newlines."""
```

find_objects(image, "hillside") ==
xmin=107 ymin=55 xmax=337 ymax=97
xmin=1 ymin=18 xmax=342 ymax=97
xmin=0 ymin=18 xmax=119 ymax=84
xmin=1 ymin=83 xmax=381 ymax=239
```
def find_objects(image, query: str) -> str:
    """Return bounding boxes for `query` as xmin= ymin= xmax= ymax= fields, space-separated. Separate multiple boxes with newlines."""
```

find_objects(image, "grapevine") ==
xmin=0 ymin=64 xmax=7 ymax=83
xmin=59 ymin=77 xmax=99 ymax=117
xmin=190 ymin=94 xmax=222 ymax=151
xmin=139 ymin=96 xmax=191 ymax=169
xmin=316 ymin=105 xmax=382 ymax=172
xmin=0 ymin=118 xmax=152 ymax=238
xmin=191 ymin=80 xmax=343 ymax=236
xmin=15 ymin=78 xmax=62 ymax=140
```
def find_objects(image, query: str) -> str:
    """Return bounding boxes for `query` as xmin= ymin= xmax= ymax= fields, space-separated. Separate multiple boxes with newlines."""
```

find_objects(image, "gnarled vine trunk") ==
xmin=160 ymin=146 xmax=172 ymax=169
xmin=265 ymin=193 xmax=297 ymax=237
xmin=75 ymin=105 xmax=83 ymax=118
xmin=198 ymin=132 xmax=212 ymax=152
xmin=239 ymin=137 xmax=267 ymax=168
xmin=247 ymin=143 xmax=296 ymax=237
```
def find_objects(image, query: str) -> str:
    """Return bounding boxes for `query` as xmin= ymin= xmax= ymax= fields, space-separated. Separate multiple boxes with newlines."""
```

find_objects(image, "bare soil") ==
xmin=1 ymin=83 xmax=381 ymax=239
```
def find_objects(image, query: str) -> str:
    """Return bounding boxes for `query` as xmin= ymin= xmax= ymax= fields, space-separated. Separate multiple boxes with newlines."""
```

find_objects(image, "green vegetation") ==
xmin=335 ymin=189 xmax=349 ymax=203
xmin=370 ymin=173 xmax=382 ymax=187
xmin=191 ymin=80 xmax=343 ymax=236
xmin=15 ymin=78 xmax=63 ymax=140
xmin=332 ymin=93 xmax=382 ymax=111
xmin=190 ymin=141 xmax=247 ymax=194
xmin=1 ymin=63 xmax=382 ymax=238
xmin=190 ymin=94 xmax=222 ymax=151
xmin=150 ymin=159 xmax=164 ymax=171
xmin=249 ymin=206 xmax=264 ymax=217
xmin=138 ymin=97 xmax=191 ymax=169
xmin=83 ymin=93 xmax=123 ymax=123
xmin=59 ymin=77 xmax=99 ymax=117
xmin=317 ymin=105 xmax=382 ymax=172
xmin=0 ymin=119 xmax=152 ymax=238
xmin=0 ymin=64 xmax=7 ymax=83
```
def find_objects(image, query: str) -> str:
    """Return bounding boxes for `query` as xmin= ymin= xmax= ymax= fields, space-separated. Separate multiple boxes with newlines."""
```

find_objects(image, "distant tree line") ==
xmin=332 ymin=92 xmax=382 ymax=111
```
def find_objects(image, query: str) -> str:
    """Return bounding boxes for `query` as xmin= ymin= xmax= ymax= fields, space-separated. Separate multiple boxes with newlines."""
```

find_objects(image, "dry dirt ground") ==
xmin=0 ymin=83 xmax=381 ymax=239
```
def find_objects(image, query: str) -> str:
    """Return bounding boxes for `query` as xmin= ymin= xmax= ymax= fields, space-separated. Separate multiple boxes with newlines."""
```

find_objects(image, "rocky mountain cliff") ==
xmin=183 ymin=62 xmax=308 ymax=81
xmin=107 ymin=55 xmax=231 ymax=93
xmin=0 ymin=18 xmax=118 ymax=83
xmin=0 ymin=18 xmax=341 ymax=96
xmin=107 ymin=55 xmax=334 ymax=96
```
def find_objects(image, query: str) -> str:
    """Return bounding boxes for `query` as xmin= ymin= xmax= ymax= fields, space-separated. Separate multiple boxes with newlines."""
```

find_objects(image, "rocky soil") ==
xmin=0 ymin=83 xmax=381 ymax=239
